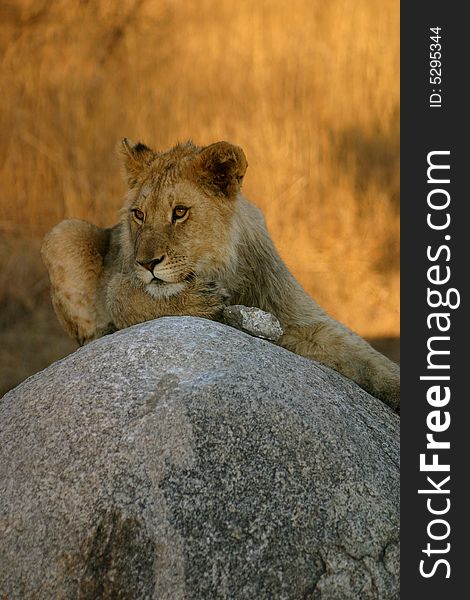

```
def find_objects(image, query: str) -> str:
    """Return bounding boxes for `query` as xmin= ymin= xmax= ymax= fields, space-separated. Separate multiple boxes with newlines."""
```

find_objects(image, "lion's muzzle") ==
xmin=137 ymin=256 xmax=165 ymax=273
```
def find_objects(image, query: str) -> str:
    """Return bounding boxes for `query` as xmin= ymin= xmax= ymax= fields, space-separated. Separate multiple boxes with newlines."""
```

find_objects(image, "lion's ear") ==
xmin=193 ymin=141 xmax=247 ymax=198
xmin=119 ymin=138 xmax=155 ymax=186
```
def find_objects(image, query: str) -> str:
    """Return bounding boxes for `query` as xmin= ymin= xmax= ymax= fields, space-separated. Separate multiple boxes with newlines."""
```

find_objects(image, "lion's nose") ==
xmin=138 ymin=256 xmax=165 ymax=273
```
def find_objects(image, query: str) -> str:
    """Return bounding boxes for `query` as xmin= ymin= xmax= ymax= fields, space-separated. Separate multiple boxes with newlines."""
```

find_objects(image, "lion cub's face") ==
xmin=119 ymin=139 xmax=247 ymax=298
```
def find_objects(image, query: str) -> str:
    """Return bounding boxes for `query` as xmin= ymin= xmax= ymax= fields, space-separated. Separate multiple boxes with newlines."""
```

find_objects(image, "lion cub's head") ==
xmin=119 ymin=139 xmax=247 ymax=298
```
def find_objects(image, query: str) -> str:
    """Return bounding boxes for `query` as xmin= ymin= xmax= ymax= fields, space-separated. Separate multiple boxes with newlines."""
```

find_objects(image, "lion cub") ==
xmin=42 ymin=139 xmax=400 ymax=411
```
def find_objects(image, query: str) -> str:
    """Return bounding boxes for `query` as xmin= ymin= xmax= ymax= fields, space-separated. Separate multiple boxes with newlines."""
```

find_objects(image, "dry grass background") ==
xmin=0 ymin=0 xmax=399 ymax=395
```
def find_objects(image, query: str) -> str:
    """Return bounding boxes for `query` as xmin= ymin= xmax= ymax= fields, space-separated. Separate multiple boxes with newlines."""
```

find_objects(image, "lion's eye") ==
xmin=172 ymin=206 xmax=188 ymax=222
xmin=132 ymin=208 xmax=144 ymax=222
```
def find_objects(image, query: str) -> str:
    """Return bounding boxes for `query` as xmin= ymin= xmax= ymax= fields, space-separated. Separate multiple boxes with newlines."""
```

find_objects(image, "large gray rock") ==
xmin=0 ymin=317 xmax=399 ymax=599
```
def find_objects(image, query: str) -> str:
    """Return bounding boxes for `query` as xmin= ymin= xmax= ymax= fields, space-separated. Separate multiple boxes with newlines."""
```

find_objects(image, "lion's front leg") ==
xmin=41 ymin=219 xmax=114 ymax=345
xmin=280 ymin=320 xmax=400 ymax=412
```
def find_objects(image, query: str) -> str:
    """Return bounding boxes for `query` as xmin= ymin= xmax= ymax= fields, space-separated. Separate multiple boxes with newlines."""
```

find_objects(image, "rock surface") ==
xmin=0 ymin=317 xmax=399 ymax=599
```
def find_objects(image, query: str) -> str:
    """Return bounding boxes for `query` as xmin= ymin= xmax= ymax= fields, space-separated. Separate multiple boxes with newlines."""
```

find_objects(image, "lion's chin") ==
xmin=145 ymin=280 xmax=187 ymax=299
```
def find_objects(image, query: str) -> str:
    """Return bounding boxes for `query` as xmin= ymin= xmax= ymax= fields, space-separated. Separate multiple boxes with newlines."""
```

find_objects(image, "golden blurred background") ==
xmin=0 ymin=0 xmax=399 ymax=395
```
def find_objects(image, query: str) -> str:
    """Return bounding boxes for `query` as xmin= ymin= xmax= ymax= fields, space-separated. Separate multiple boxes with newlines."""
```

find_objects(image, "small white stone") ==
xmin=222 ymin=305 xmax=284 ymax=341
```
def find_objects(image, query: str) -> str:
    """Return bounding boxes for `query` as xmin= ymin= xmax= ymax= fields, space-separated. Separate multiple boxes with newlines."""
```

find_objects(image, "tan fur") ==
xmin=42 ymin=139 xmax=400 ymax=411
